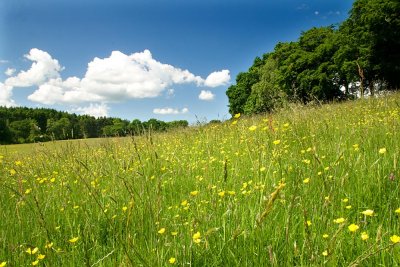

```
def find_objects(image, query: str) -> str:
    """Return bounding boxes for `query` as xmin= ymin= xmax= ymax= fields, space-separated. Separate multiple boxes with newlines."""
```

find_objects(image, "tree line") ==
xmin=0 ymin=106 xmax=188 ymax=144
xmin=226 ymin=0 xmax=400 ymax=115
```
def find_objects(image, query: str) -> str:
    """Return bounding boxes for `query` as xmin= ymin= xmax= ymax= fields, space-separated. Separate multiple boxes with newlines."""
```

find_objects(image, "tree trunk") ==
xmin=356 ymin=61 xmax=365 ymax=98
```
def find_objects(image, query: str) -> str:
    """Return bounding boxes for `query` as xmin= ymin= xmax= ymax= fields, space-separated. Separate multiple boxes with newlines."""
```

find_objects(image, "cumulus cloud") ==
xmin=5 ymin=48 xmax=62 ymax=87
xmin=27 ymin=77 xmax=103 ymax=105
xmin=71 ymin=103 xmax=109 ymax=118
xmin=204 ymin=69 xmax=230 ymax=87
xmin=198 ymin=90 xmax=215 ymax=101
xmin=26 ymin=49 xmax=225 ymax=105
xmin=0 ymin=82 xmax=17 ymax=107
xmin=153 ymin=107 xmax=189 ymax=115
xmin=74 ymin=50 xmax=203 ymax=100
xmin=5 ymin=68 xmax=16 ymax=76
xmin=4 ymin=48 xmax=230 ymax=112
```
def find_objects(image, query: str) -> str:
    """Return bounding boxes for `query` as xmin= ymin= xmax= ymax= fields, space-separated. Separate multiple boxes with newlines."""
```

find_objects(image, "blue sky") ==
xmin=0 ymin=0 xmax=353 ymax=123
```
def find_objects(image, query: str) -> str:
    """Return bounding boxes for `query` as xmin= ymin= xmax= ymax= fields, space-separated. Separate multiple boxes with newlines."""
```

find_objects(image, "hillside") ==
xmin=0 ymin=94 xmax=399 ymax=266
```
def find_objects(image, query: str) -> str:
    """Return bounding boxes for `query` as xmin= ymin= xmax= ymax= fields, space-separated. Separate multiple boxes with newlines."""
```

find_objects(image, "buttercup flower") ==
xmin=390 ymin=235 xmax=400 ymax=244
xmin=361 ymin=209 xmax=374 ymax=216
xmin=361 ymin=232 xmax=369 ymax=241
xmin=348 ymin=224 xmax=359 ymax=232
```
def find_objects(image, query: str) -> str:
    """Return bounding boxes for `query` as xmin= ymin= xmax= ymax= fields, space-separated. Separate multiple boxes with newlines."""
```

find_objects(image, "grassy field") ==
xmin=1 ymin=94 xmax=400 ymax=266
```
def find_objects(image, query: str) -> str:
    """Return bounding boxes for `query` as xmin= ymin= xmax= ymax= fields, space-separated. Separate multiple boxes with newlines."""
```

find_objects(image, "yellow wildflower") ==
xmin=31 ymin=260 xmax=39 ymax=266
xmin=379 ymin=148 xmax=386 ymax=154
xmin=192 ymin=231 xmax=201 ymax=243
xmin=122 ymin=206 xmax=128 ymax=212
xmin=69 ymin=237 xmax=79 ymax=243
xmin=322 ymin=250 xmax=328 ymax=256
xmin=273 ymin=140 xmax=281 ymax=145
xmin=248 ymin=125 xmax=257 ymax=131
xmin=169 ymin=257 xmax=176 ymax=264
xmin=190 ymin=191 xmax=199 ymax=196
xmin=348 ymin=224 xmax=359 ymax=232
xmin=26 ymin=247 xmax=39 ymax=255
xmin=334 ymin=218 xmax=345 ymax=224
xmin=37 ymin=254 xmax=45 ymax=260
xmin=171 ymin=231 xmax=178 ymax=236
xmin=303 ymin=178 xmax=310 ymax=184
xmin=361 ymin=209 xmax=374 ymax=216
xmin=361 ymin=232 xmax=369 ymax=241
xmin=395 ymin=208 xmax=400 ymax=214
xmin=158 ymin=228 xmax=166 ymax=234
xmin=306 ymin=220 xmax=312 ymax=226
xmin=390 ymin=235 xmax=400 ymax=244
xmin=0 ymin=262 xmax=6 ymax=267
xmin=323 ymin=234 xmax=329 ymax=239
xmin=234 ymin=113 xmax=241 ymax=119
xmin=218 ymin=191 xmax=225 ymax=197
xmin=181 ymin=200 xmax=188 ymax=206
xmin=45 ymin=242 xmax=53 ymax=249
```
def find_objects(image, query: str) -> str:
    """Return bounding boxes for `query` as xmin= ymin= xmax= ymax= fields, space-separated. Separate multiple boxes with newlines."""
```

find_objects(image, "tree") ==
xmin=226 ymin=66 xmax=262 ymax=115
xmin=80 ymin=115 xmax=99 ymax=138
xmin=47 ymin=118 xmax=71 ymax=140
xmin=0 ymin=119 xmax=12 ymax=144
xmin=244 ymin=56 xmax=286 ymax=114
xmin=341 ymin=0 xmax=400 ymax=95
xmin=9 ymin=119 xmax=37 ymax=143
xmin=128 ymin=119 xmax=143 ymax=135
xmin=167 ymin=120 xmax=189 ymax=129
xmin=143 ymin=119 xmax=167 ymax=132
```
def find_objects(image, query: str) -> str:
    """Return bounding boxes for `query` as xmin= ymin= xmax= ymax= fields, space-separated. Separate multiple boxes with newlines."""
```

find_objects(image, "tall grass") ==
xmin=1 ymin=94 xmax=400 ymax=266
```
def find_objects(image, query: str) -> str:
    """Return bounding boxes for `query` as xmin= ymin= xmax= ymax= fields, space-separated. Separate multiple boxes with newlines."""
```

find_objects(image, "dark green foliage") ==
xmin=0 ymin=106 xmax=189 ymax=144
xmin=0 ymin=119 xmax=12 ymax=144
xmin=226 ymin=0 xmax=400 ymax=115
xmin=226 ymin=65 xmax=261 ymax=115
xmin=244 ymin=56 xmax=286 ymax=114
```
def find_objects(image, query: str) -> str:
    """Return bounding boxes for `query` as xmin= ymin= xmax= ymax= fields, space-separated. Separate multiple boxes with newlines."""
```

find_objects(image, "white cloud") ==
xmin=153 ymin=107 xmax=189 ymax=115
xmin=4 ymin=49 xmax=230 ymax=112
xmin=27 ymin=77 xmax=103 ymax=105
xmin=0 ymin=82 xmax=17 ymax=107
xmin=27 ymin=49 xmax=217 ymax=105
xmin=5 ymin=48 xmax=62 ymax=87
xmin=5 ymin=68 xmax=16 ymax=76
xmin=75 ymin=50 xmax=204 ymax=101
xmin=198 ymin=90 xmax=215 ymax=101
xmin=204 ymin=69 xmax=230 ymax=87
xmin=71 ymin=103 xmax=109 ymax=118
xmin=314 ymin=11 xmax=319 ymax=15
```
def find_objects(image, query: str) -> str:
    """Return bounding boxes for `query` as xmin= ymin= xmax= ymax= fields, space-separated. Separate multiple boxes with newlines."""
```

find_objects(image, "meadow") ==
xmin=1 ymin=94 xmax=400 ymax=266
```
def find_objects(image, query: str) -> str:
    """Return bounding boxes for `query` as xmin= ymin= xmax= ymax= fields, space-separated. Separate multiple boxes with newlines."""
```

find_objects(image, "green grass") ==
xmin=1 ymin=94 xmax=400 ymax=266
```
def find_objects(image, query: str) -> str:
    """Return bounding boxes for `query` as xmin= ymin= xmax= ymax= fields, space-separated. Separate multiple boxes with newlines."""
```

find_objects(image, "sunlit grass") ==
xmin=1 ymin=94 xmax=400 ymax=266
